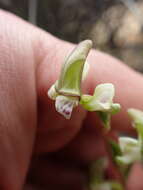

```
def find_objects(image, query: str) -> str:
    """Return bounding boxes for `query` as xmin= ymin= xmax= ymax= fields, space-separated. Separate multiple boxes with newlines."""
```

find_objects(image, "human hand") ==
xmin=0 ymin=10 xmax=143 ymax=190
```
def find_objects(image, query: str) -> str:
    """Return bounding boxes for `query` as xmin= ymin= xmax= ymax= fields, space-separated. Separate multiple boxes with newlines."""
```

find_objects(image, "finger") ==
xmin=0 ymin=10 xmax=88 ymax=189
xmin=35 ymin=102 xmax=86 ymax=153
xmin=35 ymin=38 xmax=87 ymax=152
xmin=23 ymin=184 xmax=38 ymax=190
xmin=0 ymin=10 xmax=86 ymax=189
xmin=53 ymin=112 xmax=106 ymax=163
xmin=0 ymin=10 xmax=39 ymax=189
xmin=126 ymin=163 xmax=143 ymax=190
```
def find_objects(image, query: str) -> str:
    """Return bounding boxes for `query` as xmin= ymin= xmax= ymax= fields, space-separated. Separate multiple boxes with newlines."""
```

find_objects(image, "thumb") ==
xmin=0 ymin=10 xmax=86 ymax=189
xmin=0 ymin=10 xmax=39 ymax=189
xmin=126 ymin=163 xmax=143 ymax=190
xmin=0 ymin=9 xmax=143 ymax=190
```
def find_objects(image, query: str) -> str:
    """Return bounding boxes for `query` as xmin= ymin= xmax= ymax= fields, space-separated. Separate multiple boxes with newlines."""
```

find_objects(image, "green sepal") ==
xmin=111 ymin=104 xmax=121 ymax=115
xmin=98 ymin=112 xmax=111 ymax=130
xmin=109 ymin=140 xmax=122 ymax=161
xmin=56 ymin=40 xmax=92 ymax=97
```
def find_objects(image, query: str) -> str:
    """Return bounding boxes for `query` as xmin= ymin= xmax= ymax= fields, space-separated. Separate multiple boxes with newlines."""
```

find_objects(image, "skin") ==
xmin=0 ymin=9 xmax=143 ymax=190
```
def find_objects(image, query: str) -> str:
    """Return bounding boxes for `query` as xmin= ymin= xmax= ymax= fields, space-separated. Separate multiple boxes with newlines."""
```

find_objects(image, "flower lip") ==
xmin=55 ymin=95 xmax=79 ymax=119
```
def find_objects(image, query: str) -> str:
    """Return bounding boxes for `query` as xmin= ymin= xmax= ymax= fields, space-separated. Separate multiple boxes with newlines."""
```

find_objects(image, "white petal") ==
xmin=47 ymin=81 xmax=59 ymax=100
xmin=55 ymin=95 xmax=78 ymax=119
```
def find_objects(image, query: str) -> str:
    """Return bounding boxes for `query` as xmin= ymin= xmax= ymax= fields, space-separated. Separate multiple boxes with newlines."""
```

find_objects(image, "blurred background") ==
xmin=0 ymin=0 xmax=143 ymax=72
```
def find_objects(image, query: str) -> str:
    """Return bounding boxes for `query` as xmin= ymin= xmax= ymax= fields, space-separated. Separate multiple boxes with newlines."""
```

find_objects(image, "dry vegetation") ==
xmin=0 ymin=0 xmax=143 ymax=72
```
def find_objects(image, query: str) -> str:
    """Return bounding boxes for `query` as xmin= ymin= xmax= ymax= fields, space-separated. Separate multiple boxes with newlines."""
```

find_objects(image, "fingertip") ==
xmin=126 ymin=162 xmax=143 ymax=190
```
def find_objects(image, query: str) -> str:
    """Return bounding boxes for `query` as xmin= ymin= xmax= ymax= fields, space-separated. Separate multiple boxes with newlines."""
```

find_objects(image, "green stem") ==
xmin=103 ymin=134 xmax=125 ymax=188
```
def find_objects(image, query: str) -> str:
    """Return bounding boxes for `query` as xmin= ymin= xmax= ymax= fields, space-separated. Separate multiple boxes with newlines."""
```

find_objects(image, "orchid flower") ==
xmin=48 ymin=40 xmax=92 ymax=119
xmin=112 ymin=109 xmax=143 ymax=176
xmin=80 ymin=83 xmax=120 ymax=129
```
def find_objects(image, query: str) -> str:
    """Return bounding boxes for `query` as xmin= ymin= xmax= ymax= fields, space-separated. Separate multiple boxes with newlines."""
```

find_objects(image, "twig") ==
xmin=28 ymin=0 xmax=38 ymax=25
